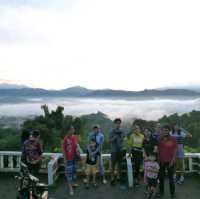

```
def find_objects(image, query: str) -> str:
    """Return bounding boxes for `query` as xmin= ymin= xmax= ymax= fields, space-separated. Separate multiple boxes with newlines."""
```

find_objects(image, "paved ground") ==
xmin=0 ymin=173 xmax=199 ymax=199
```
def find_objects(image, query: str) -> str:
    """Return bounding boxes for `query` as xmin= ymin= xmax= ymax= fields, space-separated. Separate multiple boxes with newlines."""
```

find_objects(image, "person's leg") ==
xmin=85 ymin=164 xmax=90 ymax=188
xmin=98 ymin=155 xmax=107 ymax=184
xmin=117 ymin=150 xmax=123 ymax=181
xmin=111 ymin=152 xmax=117 ymax=184
xmin=92 ymin=165 xmax=97 ymax=187
xmin=65 ymin=161 xmax=74 ymax=195
xmin=178 ymin=158 xmax=185 ymax=183
xmin=167 ymin=163 xmax=175 ymax=197
xmin=137 ymin=151 xmax=143 ymax=182
xmin=72 ymin=160 xmax=79 ymax=187
xmin=159 ymin=163 xmax=165 ymax=196
xmin=133 ymin=150 xmax=140 ymax=183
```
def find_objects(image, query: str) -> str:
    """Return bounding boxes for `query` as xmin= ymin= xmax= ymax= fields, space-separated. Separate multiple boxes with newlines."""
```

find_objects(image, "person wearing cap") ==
xmin=88 ymin=125 xmax=107 ymax=184
xmin=158 ymin=125 xmax=177 ymax=199
xmin=109 ymin=118 xmax=126 ymax=185
xmin=22 ymin=130 xmax=43 ymax=177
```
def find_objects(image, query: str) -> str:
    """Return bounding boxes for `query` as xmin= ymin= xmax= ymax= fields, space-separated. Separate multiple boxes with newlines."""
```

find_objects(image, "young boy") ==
xmin=85 ymin=139 xmax=99 ymax=188
xmin=145 ymin=153 xmax=160 ymax=199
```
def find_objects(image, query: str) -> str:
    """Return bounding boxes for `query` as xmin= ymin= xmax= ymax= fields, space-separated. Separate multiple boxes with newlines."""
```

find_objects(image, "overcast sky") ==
xmin=0 ymin=0 xmax=200 ymax=91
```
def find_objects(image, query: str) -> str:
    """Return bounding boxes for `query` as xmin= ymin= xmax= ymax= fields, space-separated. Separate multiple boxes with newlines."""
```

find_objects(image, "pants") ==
xmin=176 ymin=158 xmax=184 ymax=176
xmin=159 ymin=162 xmax=175 ymax=196
xmin=65 ymin=160 xmax=76 ymax=183
xmin=131 ymin=148 xmax=143 ymax=180
xmin=111 ymin=150 xmax=123 ymax=179
xmin=97 ymin=155 xmax=105 ymax=177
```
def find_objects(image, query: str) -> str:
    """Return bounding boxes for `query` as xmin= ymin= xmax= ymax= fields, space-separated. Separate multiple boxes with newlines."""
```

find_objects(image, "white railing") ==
xmin=0 ymin=151 xmax=200 ymax=186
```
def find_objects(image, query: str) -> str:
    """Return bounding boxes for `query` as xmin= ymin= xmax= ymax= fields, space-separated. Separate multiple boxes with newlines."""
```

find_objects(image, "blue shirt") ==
xmin=88 ymin=132 xmax=104 ymax=152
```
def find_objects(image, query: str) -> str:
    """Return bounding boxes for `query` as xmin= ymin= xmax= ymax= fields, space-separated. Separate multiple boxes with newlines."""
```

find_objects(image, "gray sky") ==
xmin=0 ymin=0 xmax=200 ymax=90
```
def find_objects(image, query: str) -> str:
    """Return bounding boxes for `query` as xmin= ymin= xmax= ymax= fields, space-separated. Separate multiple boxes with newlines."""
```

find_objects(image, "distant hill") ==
xmin=157 ymin=84 xmax=200 ymax=93
xmin=0 ymin=84 xmax=200 ymax=103
xmin=0 ymin=83 xmax=28 ymax=89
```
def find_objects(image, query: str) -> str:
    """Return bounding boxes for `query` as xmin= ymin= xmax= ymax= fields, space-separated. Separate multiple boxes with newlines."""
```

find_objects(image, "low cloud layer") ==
xmin=0 ymin=97 xmax=199 ymax=121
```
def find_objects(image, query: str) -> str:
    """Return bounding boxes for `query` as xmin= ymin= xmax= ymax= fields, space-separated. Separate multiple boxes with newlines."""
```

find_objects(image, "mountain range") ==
xmin=0 ymin=83 xmax=200 ymax=99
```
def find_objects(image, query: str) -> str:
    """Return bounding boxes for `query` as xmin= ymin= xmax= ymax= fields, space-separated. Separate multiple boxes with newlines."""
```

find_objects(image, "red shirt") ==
xmin=62 ymin=135 xmax=79 ymax=161
xmin=158 ymin=136 xmax=177 ymax=163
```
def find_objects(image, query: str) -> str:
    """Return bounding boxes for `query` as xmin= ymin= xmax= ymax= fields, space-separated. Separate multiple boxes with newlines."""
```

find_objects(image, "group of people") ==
xmin=21 ymin=118 xmax=192 ymax=199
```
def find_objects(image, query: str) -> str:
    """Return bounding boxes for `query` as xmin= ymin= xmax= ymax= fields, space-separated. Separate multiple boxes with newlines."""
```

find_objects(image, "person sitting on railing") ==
xmin=109 ymin=118 xmax=126 ymax=185
xmin=88 ymin=125 xmax=107 ymax=184
xmin=171 ymin=124 xmax=192 ymax=184
xmin=85 ymin=138 xmax=99 ymax=188
xmin=22 ymin=130 xmax=43 ymax=177
xmin=62 ymin=126 xmax=81 ymax=196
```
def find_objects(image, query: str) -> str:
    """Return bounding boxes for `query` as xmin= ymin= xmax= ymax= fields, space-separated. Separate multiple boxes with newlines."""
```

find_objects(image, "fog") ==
xmin=0 ymin=97 xmax=200 ymax=121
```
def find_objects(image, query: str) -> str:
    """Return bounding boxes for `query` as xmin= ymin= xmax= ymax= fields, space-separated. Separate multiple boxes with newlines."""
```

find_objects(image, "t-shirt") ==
xmin=109 ymin=128 xmax=125 ymax=152
xmin=145 ymin=161 xmax=160 ymax=179
xmin=88 ymin=132 xmax=104 ymax=153
xmin=86 ymin=144 xmax=99 ymax=165
xmin=171 ymin=130 xmax=187 ymax=158
xmin=22 ymin=139 xmax=42 ymax=164
xmin=130 ymin=133 xmax=144 ymax=148
xmin=158 ymin=136 xmax=177 ymax=163
xmin=62 ymin=135 xmax=80 ymax=161
xmin=143 ymin=136 xmax=158 ymax=157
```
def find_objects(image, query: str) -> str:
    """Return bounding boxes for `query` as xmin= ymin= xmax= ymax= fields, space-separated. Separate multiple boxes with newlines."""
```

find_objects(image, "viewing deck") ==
xmin=0 ymin=173 xmax=200 ymax=199
xmin=0 ymin=151 xmax=200 ymax=198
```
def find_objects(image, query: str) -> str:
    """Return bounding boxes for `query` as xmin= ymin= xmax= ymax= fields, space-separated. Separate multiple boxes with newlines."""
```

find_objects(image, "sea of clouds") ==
xmin=0 ymin=97 xmax=200 ymax=121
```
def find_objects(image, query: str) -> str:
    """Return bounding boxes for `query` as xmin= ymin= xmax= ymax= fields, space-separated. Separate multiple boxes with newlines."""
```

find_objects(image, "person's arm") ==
xmin=62 ymin=137 xmax=67 ymax=161
xmin=109 ymin=130 xmax=117 ymax=143
xmin=181 ymin=128 xmax=192 ymax=138
xmin=170 ymin=139 xmax=177 ymax=167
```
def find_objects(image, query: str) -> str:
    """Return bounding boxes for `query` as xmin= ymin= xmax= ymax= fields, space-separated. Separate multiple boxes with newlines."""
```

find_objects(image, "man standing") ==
xmin=88 ymin=125 xmax=107 ymax=184
xmin=22 ymin=130 xmax=43 ymax=177
xmin=158 ymin=125 xmax=177 ymax=199
xmin=109 ymin=118 xmax=125 ymax=185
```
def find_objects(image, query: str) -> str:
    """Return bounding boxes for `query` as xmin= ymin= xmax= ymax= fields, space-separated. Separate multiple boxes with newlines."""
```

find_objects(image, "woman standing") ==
xmin=171 ymin=124 xmax=192 ymax=184
xmin=62 ymin=126 xmax=81 ymax=196
xmin=129 ymin=125 xmax=144 ymax=186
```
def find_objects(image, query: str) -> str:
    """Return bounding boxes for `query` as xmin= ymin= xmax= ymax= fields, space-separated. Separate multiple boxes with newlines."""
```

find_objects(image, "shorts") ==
xmin=147 ymin=177 xmax=158 ymax=188
xmin=65 ymin=160 xmax=76 ymax=183
xmin=85 ymin=164 xmax=97 ymax=175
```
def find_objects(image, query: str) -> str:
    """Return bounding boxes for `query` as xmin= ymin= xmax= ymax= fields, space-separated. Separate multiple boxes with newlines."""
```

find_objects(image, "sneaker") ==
xmin=179 ymin=176 xmax=184 ymax=183
xmin=93 ymin=183 xmax=98 ymax=188
xmin=103 ymin=179 xmax=107 ymax=185
xmin=69 ymin=190 xmax=74 ymax=196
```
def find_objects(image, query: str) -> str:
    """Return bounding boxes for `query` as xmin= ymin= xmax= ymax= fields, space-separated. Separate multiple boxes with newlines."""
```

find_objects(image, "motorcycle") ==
xmin=15 ymin=162 xmax=48 ymax=199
